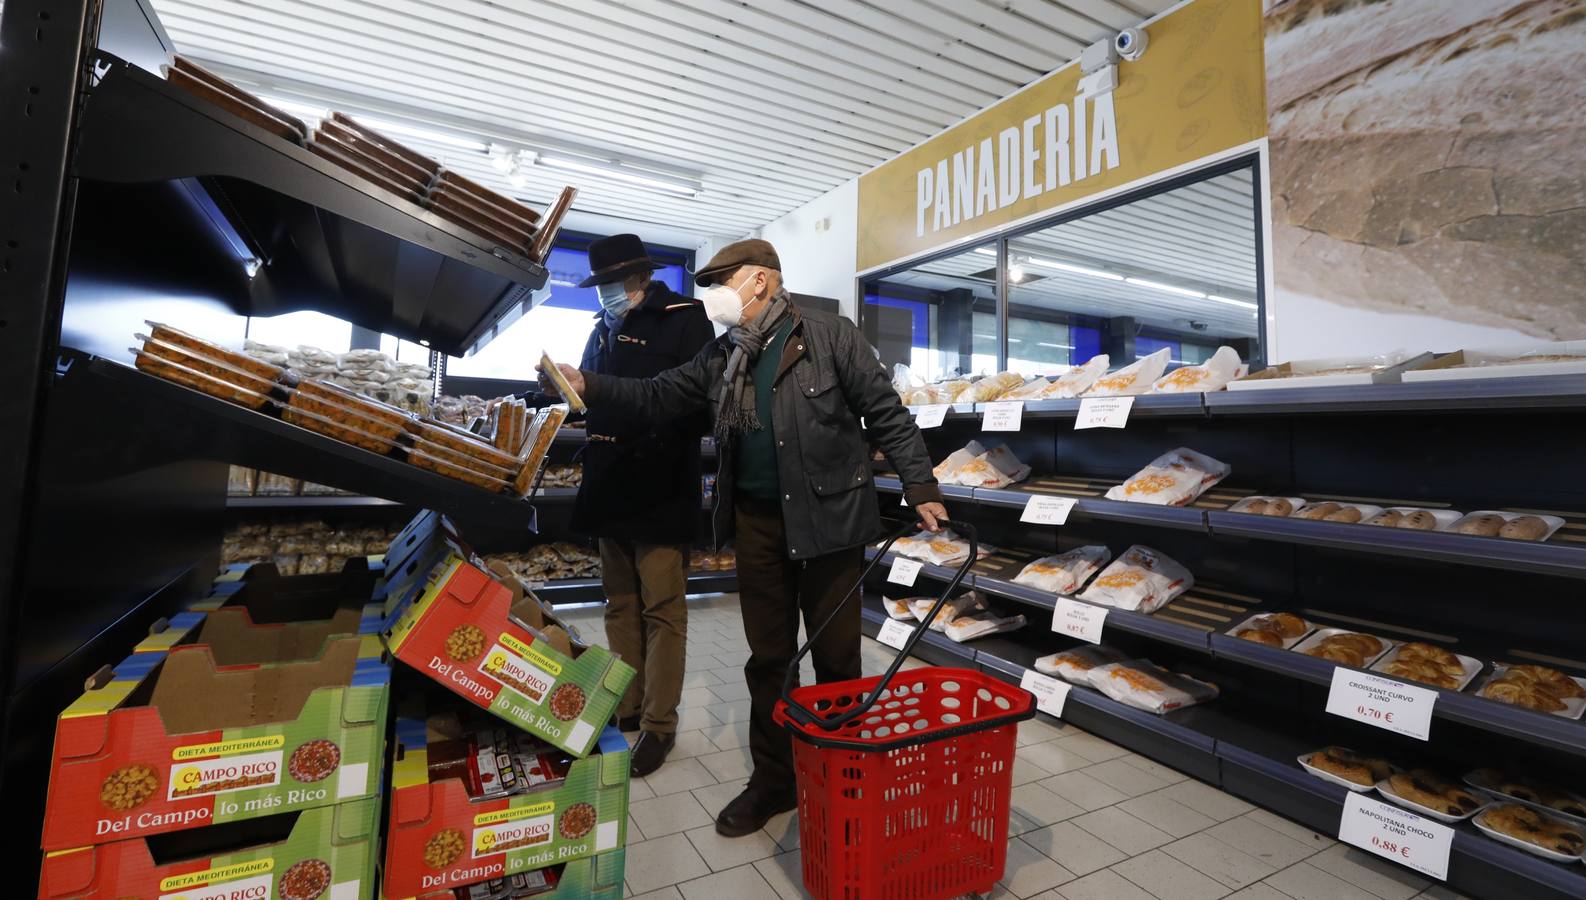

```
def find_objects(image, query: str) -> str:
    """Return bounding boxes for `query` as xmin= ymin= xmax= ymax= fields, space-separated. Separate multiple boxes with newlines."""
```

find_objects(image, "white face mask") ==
xmin=699 ymin=275 xmax=757 ymax=328
xmin=595 ymin=282 xmax=631 ymax=318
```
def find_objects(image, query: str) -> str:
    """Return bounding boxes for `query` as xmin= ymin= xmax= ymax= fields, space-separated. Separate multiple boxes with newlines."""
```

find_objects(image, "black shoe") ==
xmin=715 ymin=785 xmax=797 ymax=837
xmin=630 ymin=731 xmax=676 ymax=778
xmin=616 ymin=715 xmax=641 ymax=733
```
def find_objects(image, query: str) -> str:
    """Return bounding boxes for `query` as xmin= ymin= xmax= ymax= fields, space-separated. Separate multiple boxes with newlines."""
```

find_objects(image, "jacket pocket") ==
xmin=808 ymin=460 xmax=872 ymax=497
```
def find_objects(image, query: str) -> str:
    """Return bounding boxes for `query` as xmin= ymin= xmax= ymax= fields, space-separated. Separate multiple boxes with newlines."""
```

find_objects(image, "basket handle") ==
xmin=778 ymin=518 xmax=978 ymax=732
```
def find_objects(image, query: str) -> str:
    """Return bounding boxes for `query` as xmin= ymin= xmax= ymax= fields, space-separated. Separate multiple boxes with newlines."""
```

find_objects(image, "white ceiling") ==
xmin=888 ymin=169 xmax=1261 ymax=337
xmin=146 ymin=0 xmax=1176 ymax=242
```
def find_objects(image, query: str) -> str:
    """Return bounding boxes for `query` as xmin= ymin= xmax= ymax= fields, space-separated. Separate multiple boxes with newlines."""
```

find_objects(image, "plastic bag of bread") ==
xmin=1089 ymin=660 xmax=1219 ymax=713
xmin=1012 ymin=546 xmax=1111 ymax=595
xmin=940 ymin=443 xmax=1030 ymax=488
xmin=1077 ymin=545 xmax=1193 ymax=613
xmin=1105 ymin=447 xmax=1230 ymax=506
xmin=1084 ymin=348 xmax=1169 ymax=397
xmin=1003 ymin=377 xmax=1053 ymax=400
xmin=909 ymin=591 xmax=987 ymax=631
xmin=1040 ymin=355 xmax=1110 ymax=399
xmin=943 ymin=610 xmax=1026 ymax=643
xmin=961 ymin=371 xmax=1024 ymax=403
xmin=889 ymin=528 xmax=993 ymax=567
xmin=244 ymin=339 xmax=290 ymax=367
xmin=883 ymin=597 xmax=915 ymax=620
xmin=1151 ymin=346 xmax=1243 ymax=393
xmin=227 ymin=466 xmax=257 ymax=496
xmin=1033 ymin=645 xmax=1128 ymax=683
xmin=933 ymin=441 xmax=986 ymax=482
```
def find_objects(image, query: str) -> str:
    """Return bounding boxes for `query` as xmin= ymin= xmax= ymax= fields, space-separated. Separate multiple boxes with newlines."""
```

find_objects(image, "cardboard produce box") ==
xmin=40 ymin=626 xmax=390 ymax=851
xmin=40 ymin=796 xmax=379 ymax=900
xmin=381 ymin=706 xmax=630 ymax=898
xmin=380 ymin=516 xmax=634 ymax=758
xmin=386 ymin=848 xmax=627 ymax=900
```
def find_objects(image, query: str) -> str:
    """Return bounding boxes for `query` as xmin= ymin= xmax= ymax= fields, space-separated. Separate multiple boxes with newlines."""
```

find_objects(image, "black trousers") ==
xmin=734 ymin=495 xmax=863 ymax=794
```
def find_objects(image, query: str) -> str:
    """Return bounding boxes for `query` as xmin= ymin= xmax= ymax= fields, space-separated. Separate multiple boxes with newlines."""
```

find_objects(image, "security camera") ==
xmin=1188 ymin=320 xmax=1209 ymax=332
xmin=1114 ymin=27 xmax=1148 ymax=62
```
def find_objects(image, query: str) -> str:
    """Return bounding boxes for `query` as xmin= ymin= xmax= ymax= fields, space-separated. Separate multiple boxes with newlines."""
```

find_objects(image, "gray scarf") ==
xmin=715 ymin=291 xmax=791 ymax=441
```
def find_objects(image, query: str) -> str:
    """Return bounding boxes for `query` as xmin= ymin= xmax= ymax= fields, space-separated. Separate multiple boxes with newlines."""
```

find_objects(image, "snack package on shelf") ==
xmin=244 ymin=338 xmax=290 ymax=367
xmin=1228 ymin=496 xmax=1305 ymax=518
xmin=1478 ymin=664 xmax=1586 ymax=718
xmin=515 ymin=406 xmax=571 ymax=498
xmin=1076 ymin=545 xmax=1193 ymax=614
xmin=1290 ymin=501 xmax=1384 ymax=524
xmin=907 ymin=591 xmax=988 ymax=632
xmin=1033 ymin=645 xmax=1129 ymax=683
xmin=134 ymin=322 xmax=288 ymax=410
xmin=1002 ymin=377 xmax=1053 ymax=400
xmin=381 ymin=511 xmax=636 ymax=756
xmin=1039 ymin=355 xmax=1110 ymax=399
xmin=1151 ymin=346 xmax=1243 ymax=393
xmin=381 ymin=701 xmax=629 ymax=898
xmin=960 ymin=371 xmax=1025 ymax=403
xmin=934 ymin=441 xmax=1031 ymax=488
xmin=227 ymin=465 xmax=257 ymax=496
xmin=1088 ymin=660 xmax=1218 ymax=714
xmin=37 ymin=799 xmax=379 ymax=900
xmin=1011 ymin=546 xmax=1111 ymax=595
xmin=887 ymin=528 xmax=994 ymax=567
xmin=943 ymin=610 xmax=1026 ymax=643
xmin=281 ymin=376 xmax=413 ymax=455
xmin=1084 ymin=348 xmax=1170 ymax=397
xmin=1448 ymin=510 xmax=1564 ymax=542
xmin=255 ymin=471 xmax=303 ymax=496
xmin=883 ymin=597 xmax=915 ymax=620
xmin=1105 ymin=447 xmax=1230 ymax=506
xmin=1362 ymin=507 xmax=1462 ymax=530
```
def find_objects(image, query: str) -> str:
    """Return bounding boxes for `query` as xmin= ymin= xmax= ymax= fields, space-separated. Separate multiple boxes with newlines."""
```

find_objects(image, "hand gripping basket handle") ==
xmin=779 ymin=518 xmax=977 ymax=732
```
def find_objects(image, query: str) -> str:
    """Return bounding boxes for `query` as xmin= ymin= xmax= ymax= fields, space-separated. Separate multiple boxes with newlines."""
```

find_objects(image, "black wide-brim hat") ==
xmin=577 ymin=233 xmax=658 ymax=288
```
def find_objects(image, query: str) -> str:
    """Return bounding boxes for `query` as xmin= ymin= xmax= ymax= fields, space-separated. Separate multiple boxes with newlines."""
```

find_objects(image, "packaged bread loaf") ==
xmin=908 ymin=591 xmax=987 ymax=632
xmin=961 ymin=371 xmax=1025 ymax=403
xmin=513 ymin=405 xmax=569 ymax=498
xmin=1089 ymin=660 xmax=1218 ymax=714
xmin=1039 ymin=355 xmax=1110 ymax=399
xmin=1084 ymin=348 xmax=1170 ymax=397
xmin=1011 ymin=546 xmax=1111 ymax=594
xmin=943 ymin=610 xmax=1026 ymax=643
xmin=1076 ymin=545 xmax=1193 ymax=613
xmin=1033 ymin=645 xmax=1128 ymax=683
xmin=883 ymin=597 xmax=915 ymax=621
xmin=1151 ymin=346 xmax=1243 ymax=393
xmin=935 ymin=441 xmax=1030 ymax=488
xmin=1105 ymin=447 xmax=1230 ymax=506
xmin=283 ymin=377 xmax=410 ymax=453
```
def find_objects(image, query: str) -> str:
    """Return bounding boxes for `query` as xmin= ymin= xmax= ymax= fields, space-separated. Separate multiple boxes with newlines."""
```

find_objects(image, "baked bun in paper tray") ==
xmin=935 ymin=441 xmax=1031 ymax=488
xmin=1012 ymin=546 xmax=1112 ymax=595
xmin=888 ymin=528 xmax=996 ymax=567
xmin=1106 ymin=448 xmax=1230 ymax=506
xmin=1152 ymin=346 xmax=1243 ymax=393
xmin=1084 ymin=348 xmax=1169 ymax=397
xmin=1077 ymin=545 xmax=1194 ymax=614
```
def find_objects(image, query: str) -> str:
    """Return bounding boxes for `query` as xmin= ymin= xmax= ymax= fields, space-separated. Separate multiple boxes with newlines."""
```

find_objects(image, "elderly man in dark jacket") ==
xmin=572 ymin=234 xmax=713 ymax=778
xmin=540 ymin=238 xmax=946 ymax=836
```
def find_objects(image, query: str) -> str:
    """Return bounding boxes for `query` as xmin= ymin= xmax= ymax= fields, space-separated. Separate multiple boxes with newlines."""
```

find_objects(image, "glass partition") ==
xmin=861 ymin=242 xmax=1000 ymax=384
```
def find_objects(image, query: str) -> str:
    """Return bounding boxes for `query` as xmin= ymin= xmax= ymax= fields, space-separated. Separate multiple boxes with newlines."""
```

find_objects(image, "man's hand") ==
xmin=535 ymin=362 xmax=586 ymax=400
xmin=916 ymin=502 xmax=949 ymax=532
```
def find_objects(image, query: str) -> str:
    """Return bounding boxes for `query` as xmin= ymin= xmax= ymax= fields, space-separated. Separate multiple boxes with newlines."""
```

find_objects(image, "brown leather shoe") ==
xmin=715 ymin=785 xmax=796 ymax=837
xmin=630 ymin=731 xmax=675 ymax=778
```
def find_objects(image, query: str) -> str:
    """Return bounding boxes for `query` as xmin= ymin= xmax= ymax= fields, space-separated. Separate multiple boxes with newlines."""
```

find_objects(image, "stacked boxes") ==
xmin=379 ymin=511 xmax=636 ymax=898
xmin=38 ymin=560 xmax=391 ymax=898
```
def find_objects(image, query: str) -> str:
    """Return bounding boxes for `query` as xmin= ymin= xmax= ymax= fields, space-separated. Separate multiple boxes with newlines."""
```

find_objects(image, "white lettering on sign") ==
xmin=916 ymin=93 xmax=1119 ymax=237
xmin=982 ymin=401 xmax=1023 ymax=432
xmin=1338 ymin=792 xmax=1453 ymax=881
xmin=914 ymin=404 xmax=949 ymax=429
xmin=1325 ymin=668 xmax=1437 ymax=741
xmin=877 ymin=618 xmax=915 ymax=651
xmin=887 ymin=557 xmax=923 ymax=587
xmin=1021 ymin=496 xmax=1076 ymax=526
xmin=1051 ymin=598 xmax=1107 ymax=644
xmin=1075 ymin=396 xmax=1134 ymax=430
xmin=1020 ymin=669 xmax=1071 ymax=718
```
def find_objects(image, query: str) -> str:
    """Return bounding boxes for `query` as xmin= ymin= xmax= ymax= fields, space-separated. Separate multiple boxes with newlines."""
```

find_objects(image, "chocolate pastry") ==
xmin=1365 ymin=510 xmax=1402 ymax=527
xmin=1297 ymin=502 xmax=1341 ymax=520
xmin=1389 ymin=770 xmax=1481 ymax=816
xmin=1483 ymin=804 xmax=1586 ymax=855
xmin=1309 ymin=746 xmax=1391 ymax=786
xmin=1398 ymin=510 xmax=1440 ymax=530
xmin=1499 ymin=515 xmax=1550 ymax=541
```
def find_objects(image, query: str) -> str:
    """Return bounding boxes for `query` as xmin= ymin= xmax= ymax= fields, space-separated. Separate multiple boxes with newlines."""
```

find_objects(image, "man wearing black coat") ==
xmin=572 ymin=234 xmax=713 ymax=778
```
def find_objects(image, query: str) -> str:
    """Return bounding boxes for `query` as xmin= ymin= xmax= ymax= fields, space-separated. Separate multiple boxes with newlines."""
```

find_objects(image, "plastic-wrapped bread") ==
xmin=943 ymin=611 xmax=1026 ymax=643
xmin=883 ymin=597 xmax=915 ymax=620
xmin=1151 ymin=346 xmax=1244 ymax=393
xmin=283 ymin=377 xmax=410 ymax=453
xmin=932 ymin=441 xmax=987 ymax=482
xmin=138 ymin=323 xmax=285 ymax=397
xmin=1040 ymin=355 xmax=1110 ymax=399
xmin=1105 ymin=448 xmax=1230 ymax=506
xmin=1003 ymin=377 xmax=1054 ymax=400
xmin=1077 ymin=545 xmax=1193 ymax=614
xmin=514 ymin=405 xmax=569 ymax=498
xmin=908 ymin=592 xmax=988 ymax=632
xmin=1084 ymin=348 xmax=1170 ymax=397
xmin=939 ymin=442 xmax=1030 ymax=488
xmin=1089 ymin=660 xmax=1219 ymax=713
xmin=960 ymin=371 xmax=1025 ymax=403
xmin=1033 ymin=645 xmax=1129 ymax=683
xmin=1012 ymin=546 xmax=1112 ymax=595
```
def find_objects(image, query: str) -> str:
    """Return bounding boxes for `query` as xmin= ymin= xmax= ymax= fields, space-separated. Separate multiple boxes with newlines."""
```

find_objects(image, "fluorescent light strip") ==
xmin=973 ymin=247 xmax=996 ymax=256
xmin=353 ymin=116 xmax=488 ymax=152
xmin=1125 ymin=277 xmax=1206 ymax=299
xmin=1037 ymin=342 xmax=1075 ymax=349
xmin=1207 ymin=294 xmax=1260 ymax=311
xmin=1026 ymin=256 xmax=1124 ymax=281
xmin=537 ymin=155 xmax=698 ymax=196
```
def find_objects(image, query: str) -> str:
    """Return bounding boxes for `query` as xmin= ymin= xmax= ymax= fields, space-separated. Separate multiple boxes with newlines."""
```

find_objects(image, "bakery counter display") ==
xmin=892 ymin=346 xmax=1246 ymax=410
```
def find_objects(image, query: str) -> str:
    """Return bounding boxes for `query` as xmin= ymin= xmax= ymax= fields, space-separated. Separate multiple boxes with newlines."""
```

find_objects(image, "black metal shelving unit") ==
xmin=866 ymin=377 xmax=1586 ymax=899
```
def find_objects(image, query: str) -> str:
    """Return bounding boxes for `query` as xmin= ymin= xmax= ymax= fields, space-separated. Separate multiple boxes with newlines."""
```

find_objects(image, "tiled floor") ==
xmin=558 ymin=594 xmax=1466 ymax=900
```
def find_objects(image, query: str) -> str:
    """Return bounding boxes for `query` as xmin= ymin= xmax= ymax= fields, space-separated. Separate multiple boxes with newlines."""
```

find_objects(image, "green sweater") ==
xmin=734 ymin=319 xmax=795 ymax=501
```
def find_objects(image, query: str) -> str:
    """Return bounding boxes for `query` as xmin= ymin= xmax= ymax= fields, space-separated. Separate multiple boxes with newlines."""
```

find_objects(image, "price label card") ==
xmin=982 ymin=401 xmax=1024 ymax=432
xmin=1338 ymin=792 xmax=1453 ymax=881
xmin=1075 ymin=396 xmax=1135 ymax=430
xmin=1021 ymin=495 xmax=1077 ymax=525
xmin=914 ymin=404 xmax=949 ymax=429
xmin=1051 ymin=598 xmax=1108 ymax=644
xmin=887 ymin=557 xmax=924 ymax=587
xmin=1325 ymin=668 xmax=1437 ymax=741
xmin=877 ymin=618 xmax=915 ymax=651
xmin=1020 ymin=669 xmax=1072 ymax=718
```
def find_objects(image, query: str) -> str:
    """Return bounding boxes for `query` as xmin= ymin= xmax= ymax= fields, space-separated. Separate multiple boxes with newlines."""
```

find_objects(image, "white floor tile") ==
xmin=625 ymin=833 xmax=713 ymax=894
xmin=677 ymin=865 xmax=779 ymax=900
xmin=630 ymin=790 xmax=715 ymax=838
xmin=761 ymin=808 xmax=801 ymax=851
xmin=1023 ymin=821 xmax=1129 ymax=876
xmin=1157 ymin=778 xmax=1255 ymax=822
xmin=641 ymin=756 xmax=718 ymax=797
xmin=1162 ymin=832 xmax=1278 ymax=889
xmin=1263 ymin=862 xmax=1382 ymax=900
xmin=1112 ymin=849 xmax=1234 ymax=900
xmin=1054 ymin=868 xmax=1158 ymax=900
xmin=1204 ymin=814 xmax=1327 ymax=870
xmin=1117 ymin=789 xmax=1218 ymax=837
xmin=1017 ymin=740 xmax=1092 ymax=777
xmin=1072 ymin=806 xmax=1175 ymax=855
xmin=1307 ymin=845 xmax=1428 ymax=899
xmin=698 ymin=746 xmax=754 ymax=782
xmin=684 ymin=823 xmax=781 ymax=871
xmin=629 ymin=887 xmax=683 ymax=900
xmin=1040 ymin=770 xmax=1130 ymax=811
xmin=753 ymin=850 xmax=810 ymax=900
xmin=998 ymin=836 xmax=1077 ymax=898
xmin=699 ymin=720 xmax=751 ymax=751
xmin=1010 ymin=781 xmax=1086 ymax=827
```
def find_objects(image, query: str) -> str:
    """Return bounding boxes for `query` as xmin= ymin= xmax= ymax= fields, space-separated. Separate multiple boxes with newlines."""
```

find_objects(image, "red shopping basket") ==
xmin=774 ymin=520 xmax=1035 ymax=900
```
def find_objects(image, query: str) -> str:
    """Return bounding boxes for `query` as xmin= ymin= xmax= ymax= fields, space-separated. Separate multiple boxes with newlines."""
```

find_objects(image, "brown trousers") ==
xmin=600 ymin=539 xmax=688 ymax=734
xmin=734 ymin=495 xmax=862 ymax=794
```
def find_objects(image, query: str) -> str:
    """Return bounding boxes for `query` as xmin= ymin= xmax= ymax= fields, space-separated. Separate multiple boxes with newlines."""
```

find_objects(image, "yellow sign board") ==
xmin=856 ymin=0 xmax=1266 ymax=272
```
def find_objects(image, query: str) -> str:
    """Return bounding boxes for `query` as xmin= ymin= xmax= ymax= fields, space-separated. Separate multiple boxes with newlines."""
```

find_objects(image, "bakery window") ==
xmin=861 ymin=242 xmax=1000 ymax=382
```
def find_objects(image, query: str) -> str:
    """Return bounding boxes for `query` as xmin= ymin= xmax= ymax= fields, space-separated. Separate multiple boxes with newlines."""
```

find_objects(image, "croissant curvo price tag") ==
xmin=877 ymin=618 xmax=915 ymax=651
xmin=1021 ymin=495 xmax=1076 ymax=525
xmin=1020 ymin=669 xmax=1072 ymax=718
xmin=1075 ymin=396 xmax=1134 ymax=430
xmin=887 ymin=557 xmax=924 ymax=587
xmin=1051 ymin=598 xmax=1107 ymax=644
xmin=1325 ymin=668 xmax=1437 ymax=741
xmin=982 ymin=401 xmax=1024 ymax=432
xmin=914 ymin=404 xmax=950 ymax=429
xmin=1338 ymin=792 xmax=1453 ymax=881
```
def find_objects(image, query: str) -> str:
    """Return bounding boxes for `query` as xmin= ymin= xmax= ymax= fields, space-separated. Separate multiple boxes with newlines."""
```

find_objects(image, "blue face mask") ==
xmin=596 ymin=282 xmax=631 ymax=318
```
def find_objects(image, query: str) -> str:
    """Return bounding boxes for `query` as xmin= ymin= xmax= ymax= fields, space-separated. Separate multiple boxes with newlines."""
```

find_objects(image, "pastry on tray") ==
xmin=1480 ymin=663 xmax=1585 ymax=713
xmin=1388 ymin=770 xmax=1482 ymax=817
xmin=1308 ymin=746 xmax=1391 ymax=787
xmin=1378 ymin=642 xmax=1468 ymax=690
xmin=1300 ymin=632 xmax=1385 ymax=667
xmin=1475 ymin=771 xmax=1586 ymax=818
xmin=1480 ymin=804 xmax=1586 ymax=856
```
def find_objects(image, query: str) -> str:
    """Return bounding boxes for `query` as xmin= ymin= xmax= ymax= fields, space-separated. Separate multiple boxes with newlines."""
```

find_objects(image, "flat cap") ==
xmin=694 ymin=238 xmax=780 ymax=287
